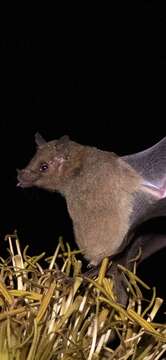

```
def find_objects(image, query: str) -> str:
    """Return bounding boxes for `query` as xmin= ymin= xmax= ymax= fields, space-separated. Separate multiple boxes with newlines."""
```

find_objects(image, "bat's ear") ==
xmin=35 ymin=132 xmax=47 ymax=147
xmin=58 ymin=135 xmax=70 ymax=145
xmin=54 ymin=135 xmax=70 ymax=164
xmin=55 ymin=135 xmax=70 ymax=151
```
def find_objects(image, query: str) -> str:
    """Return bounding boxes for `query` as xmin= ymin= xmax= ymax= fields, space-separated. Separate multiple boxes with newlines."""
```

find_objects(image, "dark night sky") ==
xmin=1 ymin=3 xmax=166 ymax=304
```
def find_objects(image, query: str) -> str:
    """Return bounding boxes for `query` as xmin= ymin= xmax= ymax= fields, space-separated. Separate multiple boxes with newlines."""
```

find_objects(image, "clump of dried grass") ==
xmin=0 ymin=232 xmax=166 ymax=360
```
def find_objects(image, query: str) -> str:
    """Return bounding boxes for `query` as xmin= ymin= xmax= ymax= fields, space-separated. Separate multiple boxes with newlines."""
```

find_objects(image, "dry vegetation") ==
xmin=0 ymin=233 xmax=166 ymax=359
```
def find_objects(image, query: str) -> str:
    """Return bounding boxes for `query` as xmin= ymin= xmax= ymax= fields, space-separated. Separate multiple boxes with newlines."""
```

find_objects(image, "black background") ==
xmin=0 ymin=3 xmax=166 ymax=307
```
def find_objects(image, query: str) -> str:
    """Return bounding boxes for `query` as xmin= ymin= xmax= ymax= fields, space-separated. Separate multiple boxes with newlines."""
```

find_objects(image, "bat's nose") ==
xmin=16 ymin=168 xmax=32 ymax=188
xmin=16 ymin=169 xmax=22 ymax=186
xmin=16 ymin=168 xmax=21 ymax=176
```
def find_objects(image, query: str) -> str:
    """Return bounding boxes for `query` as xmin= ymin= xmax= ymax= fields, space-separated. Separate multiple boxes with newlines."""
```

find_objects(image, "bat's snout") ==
xmin=16 ymin=168 xmax=36 ymax=188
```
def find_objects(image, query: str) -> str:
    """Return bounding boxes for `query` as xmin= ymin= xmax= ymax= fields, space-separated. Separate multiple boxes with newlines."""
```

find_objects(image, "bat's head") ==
xmin=17 ymin=133 xmax=85 ymax=193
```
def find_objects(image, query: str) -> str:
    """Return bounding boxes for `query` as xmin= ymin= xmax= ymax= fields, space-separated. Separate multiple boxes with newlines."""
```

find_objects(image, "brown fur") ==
xmin=17 ymin=135 xmax=144 ymax=265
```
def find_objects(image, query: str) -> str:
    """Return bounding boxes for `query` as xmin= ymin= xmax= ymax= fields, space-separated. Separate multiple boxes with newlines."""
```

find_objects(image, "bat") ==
xmin=17 ymin=134 xmax=166 ymax=302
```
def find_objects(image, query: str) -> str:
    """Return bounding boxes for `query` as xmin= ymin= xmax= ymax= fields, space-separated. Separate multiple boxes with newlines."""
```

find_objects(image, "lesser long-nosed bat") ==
xmin=17 ymin=134 xmax=166 ymax=302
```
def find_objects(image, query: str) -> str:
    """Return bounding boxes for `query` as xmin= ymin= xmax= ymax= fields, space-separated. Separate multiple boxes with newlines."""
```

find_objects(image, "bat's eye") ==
xmin=40 ymin=163 xmax=49 ymax=172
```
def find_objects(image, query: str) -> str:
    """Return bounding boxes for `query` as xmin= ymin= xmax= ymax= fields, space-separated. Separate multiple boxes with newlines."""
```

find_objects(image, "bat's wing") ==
xmin=122 ymin=136 xmax=166 ymax=193
xmin=110 ymin=232 xmax=166 ymax=305
xmin=119 ymin=137 xmax=166 ymax=267
xmin=122 ymin=137 xmax=166 ymax=225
